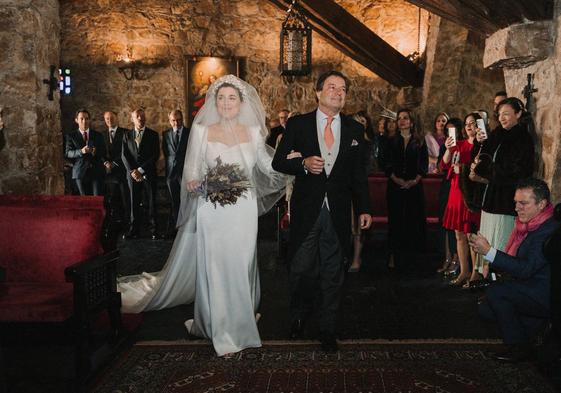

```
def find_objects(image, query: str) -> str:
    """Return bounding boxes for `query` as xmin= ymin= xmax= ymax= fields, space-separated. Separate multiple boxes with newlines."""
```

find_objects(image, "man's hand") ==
xmin=359 ymin=214 xmax=372 ymax=230
xmin=104 ymin=161 xmax=113 ymax=173
xmin=131 ymin=169 xmax=143 ymax=182
xmin=468 ymin=232 xmax=491 ymax=255
xmin=81 ymin=146 xmax=92 ymax=155
xmin=303 ymin=156 xmax=325 ymax=175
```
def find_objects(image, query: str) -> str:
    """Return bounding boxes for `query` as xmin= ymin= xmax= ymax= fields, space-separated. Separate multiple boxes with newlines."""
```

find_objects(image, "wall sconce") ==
xmin=280 ymin=0 xmax=312 ymax=78
xmin=117 ymin=59 xmax=140 ymax=80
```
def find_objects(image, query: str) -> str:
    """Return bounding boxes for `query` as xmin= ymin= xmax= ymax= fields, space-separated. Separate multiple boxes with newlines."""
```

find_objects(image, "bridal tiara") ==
xmin=210 ymin=74 xmax=248 ymax=99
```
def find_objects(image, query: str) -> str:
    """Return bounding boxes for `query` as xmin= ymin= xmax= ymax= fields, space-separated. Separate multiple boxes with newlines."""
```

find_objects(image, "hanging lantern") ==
xmin=280 ymin=0 xmax=312 ymax=76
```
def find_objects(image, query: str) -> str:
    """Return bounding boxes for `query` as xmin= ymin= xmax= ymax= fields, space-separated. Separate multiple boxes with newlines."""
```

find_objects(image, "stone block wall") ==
xmin=0 ymin=0 xmax=64 ymax=194
xmin=59 ymin=0 xmax=426 ymax=137
xmin=484 ymin=1 xmax=561 ymax=201
xmin=420 ymin=16 xmax=505 ymax=130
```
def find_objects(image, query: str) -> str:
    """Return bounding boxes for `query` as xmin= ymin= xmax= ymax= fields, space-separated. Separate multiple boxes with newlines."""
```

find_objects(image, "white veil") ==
xmin=177 ymin=74 xmax=286 ymax=232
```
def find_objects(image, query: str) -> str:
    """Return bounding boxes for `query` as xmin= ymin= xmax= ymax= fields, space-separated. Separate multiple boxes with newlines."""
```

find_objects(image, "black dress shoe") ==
xmin=123 ymin=229 xmax=139 ymax=239
xmin=493 ymin=345 xmax=533 ymax=362
xmin=289 ymin=319 xmax=305 ymax=340
xmin=320 ymin=334 xmax=338 ymax=353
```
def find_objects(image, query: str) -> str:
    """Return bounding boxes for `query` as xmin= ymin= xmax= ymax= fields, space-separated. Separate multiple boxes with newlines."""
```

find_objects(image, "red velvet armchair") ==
xmin=0 ymin=195 xmax=122 ymax=390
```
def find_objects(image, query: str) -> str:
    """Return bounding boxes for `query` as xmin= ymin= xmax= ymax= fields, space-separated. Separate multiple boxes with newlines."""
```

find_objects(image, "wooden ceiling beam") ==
xmin=269 ymin=0 xmax=424 ymax=87
xmin=406 ymin=0 xmax=553 ymax=36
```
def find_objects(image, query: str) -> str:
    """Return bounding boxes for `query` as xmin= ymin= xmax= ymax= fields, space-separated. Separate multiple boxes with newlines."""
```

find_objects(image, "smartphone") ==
xmin=476 ymin=118 xmax=487 ymax=140
xmin=448 ymin=127 xmax=457 ymax=147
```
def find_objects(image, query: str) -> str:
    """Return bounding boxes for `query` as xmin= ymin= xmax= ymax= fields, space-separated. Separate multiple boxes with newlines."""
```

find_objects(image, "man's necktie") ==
xmin=324 ymin=116 xmax=334 ymax=150
xmin=110 ymin=130 xmax=115 ymax=144
xmin=135 ymin=130 xmax=142 ymax=147
xmin=174 ymin=131 xmax=179 ymax=147
xmin=83 ymin=131 xmax=88 ymax=143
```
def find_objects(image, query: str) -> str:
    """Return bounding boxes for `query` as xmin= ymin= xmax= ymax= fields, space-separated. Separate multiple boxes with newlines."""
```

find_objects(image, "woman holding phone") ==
xmin=441 ymin=113 xmax=482 ymax=286
xmin=471 ymin=97 xmax=534 ymax=279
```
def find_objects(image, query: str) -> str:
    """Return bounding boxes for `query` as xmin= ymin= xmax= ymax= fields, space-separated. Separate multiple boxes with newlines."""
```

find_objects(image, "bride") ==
xmin=118 ymin=75 xmax=286 ymax=356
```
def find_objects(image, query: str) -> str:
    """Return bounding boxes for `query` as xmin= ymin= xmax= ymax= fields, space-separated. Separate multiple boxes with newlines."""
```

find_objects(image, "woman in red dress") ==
xmin=441 ymin=113 xmax=481 ymax=286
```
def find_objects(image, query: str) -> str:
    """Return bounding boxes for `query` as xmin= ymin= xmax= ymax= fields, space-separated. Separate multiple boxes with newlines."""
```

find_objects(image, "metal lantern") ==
xmin=280 ymin=1 xmax=312 ymax=76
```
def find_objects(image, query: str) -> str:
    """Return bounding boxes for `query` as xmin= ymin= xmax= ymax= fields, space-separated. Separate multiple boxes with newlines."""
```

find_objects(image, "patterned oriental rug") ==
xmin=91 ymin=340 xmax=556 ymax=393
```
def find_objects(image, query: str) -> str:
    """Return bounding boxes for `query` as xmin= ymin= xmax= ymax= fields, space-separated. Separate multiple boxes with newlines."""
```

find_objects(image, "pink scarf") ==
xmin=505 ymin=203 xmax=554 ymax=256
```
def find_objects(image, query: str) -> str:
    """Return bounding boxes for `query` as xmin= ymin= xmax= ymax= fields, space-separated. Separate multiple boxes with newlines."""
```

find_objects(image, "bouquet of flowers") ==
xmin=192 ymin=156 xmax=251 ymax=208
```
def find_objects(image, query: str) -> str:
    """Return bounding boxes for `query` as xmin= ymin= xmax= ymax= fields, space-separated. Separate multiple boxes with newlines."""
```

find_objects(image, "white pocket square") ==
xmin=351 ymin=139 xmax=359 ymax=146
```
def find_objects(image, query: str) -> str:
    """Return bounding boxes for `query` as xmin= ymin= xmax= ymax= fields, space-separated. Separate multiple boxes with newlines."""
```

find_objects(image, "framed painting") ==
xmin=185 ymin=56 xmax=242 ymax=126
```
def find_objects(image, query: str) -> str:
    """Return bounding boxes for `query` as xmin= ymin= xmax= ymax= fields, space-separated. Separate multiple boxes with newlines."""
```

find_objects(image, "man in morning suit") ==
xmin=162 ymin=109 xmax=189 ymax=237
xmin=122 ymin=108 xmax=160 ymax=239
xmin=266 ymin=108 xmax=289 ymax=148
xmin=64 ymin=108 xmax=106 ymax=195
xmin=272 ymin=71 xmax=372 ymax=352
xmin=469 ymin=178 xmax=559 ymax=362
xmin=102 ymin=111 xmax=130 ymax=223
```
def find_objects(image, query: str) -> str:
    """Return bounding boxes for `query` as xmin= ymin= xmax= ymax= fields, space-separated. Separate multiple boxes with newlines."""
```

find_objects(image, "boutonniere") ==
xmin=351 ymin=139 xmax=359 ymax=146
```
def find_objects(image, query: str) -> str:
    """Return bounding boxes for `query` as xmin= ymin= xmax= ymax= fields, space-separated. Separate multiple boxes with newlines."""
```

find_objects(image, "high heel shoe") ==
xmin=437 ymin=258 xmax=452 ymax=273
xmin=449 ymin=274 xmax=469 ymax=286
xmin=444 ymin=262 xmax=459 ymax=277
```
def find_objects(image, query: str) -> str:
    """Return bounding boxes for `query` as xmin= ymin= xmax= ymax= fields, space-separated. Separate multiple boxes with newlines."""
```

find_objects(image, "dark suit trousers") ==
xmin=129 ymin=177 xmax=157 ymax=233
xmin=75 ymin=178 xmax=102 ymax=196
xmin=106 ymin=175 xmax=130 ymax=223
xmin=290 ymin=206 xmax=344 ymax=335
xmin=478 ymin=281 xmax=550 ymax=345
xmin=166 ymin=177 xmax=181 ymax=230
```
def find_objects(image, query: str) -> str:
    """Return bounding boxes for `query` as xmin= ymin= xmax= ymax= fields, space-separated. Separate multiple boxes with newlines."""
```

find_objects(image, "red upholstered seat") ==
xmin=0 ymin=282 xmax=74 ymax=322
xmin=368 ymin=173 xmax=443 ymax=230
xmin=0 ymin=195 xmax=104 ymax=283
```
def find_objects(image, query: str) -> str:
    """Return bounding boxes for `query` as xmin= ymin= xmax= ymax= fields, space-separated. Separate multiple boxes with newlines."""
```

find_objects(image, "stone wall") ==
xmin=484 ymin=1 xmax=561 ymax=201
xmin=59 ymin=0 xmax=426 ymax=139
xmin=421 ymin=16 xmax=505 ymax=130
xmin=0 ymin=0 xmax=64 ymax=194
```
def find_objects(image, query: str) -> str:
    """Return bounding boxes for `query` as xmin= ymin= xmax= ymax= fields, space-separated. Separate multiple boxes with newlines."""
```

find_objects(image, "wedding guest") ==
xmin=376 ymin=108 xmax=397 ymax=171
xmin=426 ymin=112 xmax=449 ymax=173
xmin=471 ymin=97 xmax=534 ymax=279
xmin=122 ymin=108 xmax=160 ymax=239
xmin=348 ymin=110 xmax=375 ymax=272
xmin=436 ymin=118 xmax=462 ymax=275
xmin=385 ymin=108 xmax=428 ymax=271
xmin=266 ymin=109 xmax=289 ymax=148
xmin=470 ymin=178 xmax=558 ymax=362
xmin=65 ymin=109 xmax=106 ymax=195
xmin=103 ymin=111 xmax=129 ymax=223
xmin=272 ymin=70 xmax=372 ymax=352
xmin=441 ymin=113 xmax=481 ymax=285
xmin=162 ymin=109 xmax=189 ymax=237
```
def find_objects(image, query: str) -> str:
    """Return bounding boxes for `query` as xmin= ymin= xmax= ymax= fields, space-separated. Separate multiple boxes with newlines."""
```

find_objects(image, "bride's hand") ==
xmin=286 ymin=150 xmax=302 ymax=159
xmin=186 ymin=180 xmax=201 ymax=192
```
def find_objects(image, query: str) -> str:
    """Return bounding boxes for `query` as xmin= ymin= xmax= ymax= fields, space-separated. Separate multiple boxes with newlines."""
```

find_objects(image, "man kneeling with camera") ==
xmin=469 ymin=178 xmax=559 ymax=362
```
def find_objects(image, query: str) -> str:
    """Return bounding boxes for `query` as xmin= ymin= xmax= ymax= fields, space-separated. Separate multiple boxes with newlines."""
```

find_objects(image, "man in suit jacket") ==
xmin=266 ymin=108 xmax=289 ymax=148
xmin=272 ymin=71 xmax=372 ymax=352
xmin=122 ymin=108 xmax=160 ymax=239
xmin=102 ymin=111 xmax=130 ymax=223
xmin=162 ymin=109 xmax=189 ymax=237
xmin=64 ymin=109 xmax=106 ymax=195
xmin=470 ymin=178 xmax=559 ymax=362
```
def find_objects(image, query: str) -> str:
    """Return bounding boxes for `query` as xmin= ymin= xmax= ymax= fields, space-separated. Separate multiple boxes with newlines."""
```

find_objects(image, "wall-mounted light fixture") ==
xmin=115 ymin=50 xmax=167 ymax=81
xmin=117 ymin=58 xmax=140 ymax=80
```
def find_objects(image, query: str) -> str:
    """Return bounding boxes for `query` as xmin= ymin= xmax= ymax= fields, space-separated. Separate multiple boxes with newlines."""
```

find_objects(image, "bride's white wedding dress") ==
xmin=118 ymin=124 xmax=275 ymax=356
